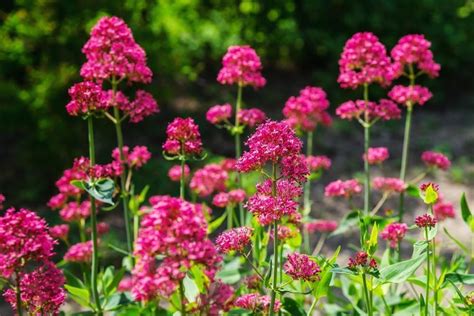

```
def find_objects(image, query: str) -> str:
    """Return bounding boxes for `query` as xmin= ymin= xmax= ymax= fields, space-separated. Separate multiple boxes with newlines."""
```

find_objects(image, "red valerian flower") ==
xmin=415 ymin=214 xmax=437 ymax=228
xmin=381 ymin=222 xmax=408 ymax=248
xmin=324 ymin=179 xmax=362 ymax=198
xmin=388 ymin=85 xmax=432 ymax=106
xmin=66 ymin=81 xmax=108 ymax=116
xmin=364 ymin=147 xmax=389 ymax=165
xmin=372 ymin=177 xmax=406 ymax=193
xmin=206 ymin=104 xmax=232 ymax=125
xmin=306 ymin=220 xmax=338 ymax=233
xmin=336 ymin=99 xmax=401 ymax=121
xmin=167 ymin=164 xmax=190 ymax=182
xmin=190 ymin=164 xmax=229 ymax=197
xmin=421 ymin=151 xmax=451 ymax=170
xmin=238 ymin=108 xmax=267 ymax=127
xmin=163 ymin=117 xmax=203 ymax=156
xmin=216 ymin=227 xmax=253 ymax=253
xmin=306 ymin=155 xmax=332 ymax=172
xmin=64 ymin=241 xmax=93 ymax=263
xmin=284 ymin=253 xmax=321 ymax=281
xmin=235 ymin=293 xmax=281 ymax=313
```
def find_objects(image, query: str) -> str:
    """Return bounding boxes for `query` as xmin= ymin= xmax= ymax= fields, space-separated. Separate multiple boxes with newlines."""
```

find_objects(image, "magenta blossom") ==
xmin=217 ymin=45 xmax=266 ymax=88
xmin=348 ymin=251 xmax=377 ymax=270
xmin=238 ymin=108 xmax=267 ymax=128
xmin=306 ymin=155 xmax=332 ymax=173
xmin=81 ymin=16 xmax=152 ymax=83
xmin=49 ymin=224 xmax=69 ymax=241
xmin=306 ymin=220 xmax=338 ymax=233
xmin=372 ymin=177 xmax=406 ymax=193
xmin=338 ymin=32 xmax=394 ymax=89
xmin=381 ymin=222 xmax=408 ymax=248
xmin=59 ymin=201 xmax=91 ymax=222
xmin=207 ymin=104 xmax=232 ymax=125
xmin=336 ymin=99 xmax=401 ymax=122
xmin=235 ymin=293 xmax=281 ymax=313
xmin=388 ymin=85 xmax=432 ymax=107
xmin=66 ymin=81 xmax=108 ymax=116
xmin=325 ymin=179 xmax=362 ymax=198
xmin=167 ymin=164 xmax=190 ymax=182
xmin=216 ymin=227 xmax=253 ymax=253
xmin=163 ymin=117 xmax=203 ymax=156
xmin=391 ymin=34 xmax=440 ymax=79
xmin=112 ymin=145 xmax=151 ymax=169
xmin=421 ymin=151 xmax=451 ymax=170
xmin=433 ymin=199 xmax=455 ymax=221
xmin=283 ymin=86 xmax=331 ymax=132
xmin=364 ymin=147 xmax=389 ymax=165
xmin=64 ymin=241 xmax=93 ymax=263
xmin=284 ymin=252 xmax=320 ymax=281
xmin=415 ymin=214 xmax=437 ymax=228
xmin=190 ymin=164 xmax=228 ymax=197
xmin=196 ymin=281 xmax=235 ymax=315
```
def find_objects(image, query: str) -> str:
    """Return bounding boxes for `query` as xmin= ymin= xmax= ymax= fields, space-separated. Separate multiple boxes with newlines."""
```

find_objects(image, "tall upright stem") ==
xmin=363 ymin=84 xmax=371 ymax=217
xmin=425 ymin=228 xmax=431 ymax=316
xmin=362 ymin=273 xmax=373 ymax=316
xmin=15 ymin=271 xmax=22 ymax=316
xmin=180 ymin=155 xmax=186 ymax=199
xmin=269 ymin=163 xmax=278 ymax=316
xmin=87 ymin=116 xmax=102 ymax=315
xmin=303 ymin=131 xmax=313 ymax=253
xmin=234 ymin=84 xmax=244 ymax=225
xmin=179 ymin=279 xmax=187 ymax=316
xmin=111 ymin=83 xmax=133 ymax=255
xmin=398 ymin=65 xmax=416 ymax=223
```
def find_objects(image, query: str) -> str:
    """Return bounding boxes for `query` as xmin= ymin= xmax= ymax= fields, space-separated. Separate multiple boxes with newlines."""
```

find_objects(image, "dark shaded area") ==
xmin=0 ymin=0 xmax=473 ymax=209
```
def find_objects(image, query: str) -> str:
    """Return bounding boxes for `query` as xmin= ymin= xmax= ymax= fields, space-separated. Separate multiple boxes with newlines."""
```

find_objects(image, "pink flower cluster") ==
xmin=207 ymin=104 xmax=232 ymax=125
xmin=372 ymin=177 xmax=406 ymax=193
xmin=269 ymin=225 xmax=297 ymax=241
xmin=66 ymin=81 xmax=108 ymax=116
xmin=433 ymin=199 xmax=455 ymax=221
xmin=306 ymin=220 xmax=338 ymax=233
xmin=381 ymin=222 xmax=408 ymax=248
xmin=0 ymin=208 xmax=56 ymax=278
xmin=212 ymin=189 xmax=246 ymax=208
xmin=325 ymin=179 xmax=362 ymax=198
xmin=283 ymin=86 xmax=332 ymax=132
xmin=81 ymin=16 xmax=152 ymax=83
xmin=234 ymin=293 xmax=281 ymax=313
xmin=238 ymin=108 xmax=267 ymax=127
xmin=391 ymin=34 xmax=440 ymax=78
xmin=111 ymin=90 xmax=159 ymax=123
xmin=163 ymin=117 xmax=203 ymax=156
xmin=112 ymin=145 xmax=151 ymax=169
xmin=220 ymin=158 xmax=237 ymax=172
xmin=64 ymin=240 xmax=93 ymax=263
xmin=217 ymin=45 xmax=266 ymax=88
xmin=338 ymin=32 xmax=394 ymax=89
xmin=415 ymin=214 xmax=437 ymax=228
xmin=348 ymin=251 xmax=377 ymax=270
xmin=216 ymin=227 xmax=253 ymax=253
xmin=246 ymin=179 xmax=302 ymax=225
xmin=421 ymin=151 xmax=451 ymax=170
xmin=336 ymin=99 xmax=401 ymax=121
xmin=364 ymin=147 xmax=389 ymax=165
xmin=236 ymin=120 xmax=305 ymax=173
xmin=59 ymin=201 xmax=91 ymax=222
xmin=49 ymin=224 xmax=70 ymax=241
xmin=132 ymin=196 xmax=221 ymax=301
xmin=190 ymin=164 xmax=229 ymax=197
xmin=306 ymin=155 xmax=332 ymax=173
xmin=284 ymin=253 xmax=320 ymax=281
xmin=167 ymin=164 xmax=190 ymax=182
xmin=196 ymin=281 xmax=235 ymax=315
xmin=388 ymin=85 xmax=432 ymax=106
xmin=3 ymin=261 xmax=65 ymax=315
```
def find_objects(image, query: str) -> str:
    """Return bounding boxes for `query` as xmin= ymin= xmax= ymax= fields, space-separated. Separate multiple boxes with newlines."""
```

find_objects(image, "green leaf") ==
xmin=443 ymin=227 xmax=469 ymax=253
xmin=427 ymin=224 xmax=438 ymax=240
xmin=281 ymin=297 xmax=305 ymax=316
xmin=103 ymin=293 xmax=121 ymax=311
xmin=423 ymin=184 xmax=438 ymax=204
xmin=216 ymin=258 xmax=241 ymax=284
xmin=208 ymin=212 xmax=227 ymax=234
xmin=183 ymin=274 xmax=199 ymax=303
xmin=87 ymin=178 xmax=115 ymax=205
xmin=460 ymin=193 xmax=472 ymax=226
xmin=378 ymin=254 xmax=426 ymax=284
xmin=367 ymin=222 xmax=378 ymax=255
xmin=330 ymin=211 xmax=359 ymax=236
xmin=65 ymin=284 xmax=90 ymax=308
xmin=330 ymin=267 xmax=356 ymax=276
xmin=190 ymin=265 xmax=206 ymax=293
xmin=106 ymin=267 xmax=125 ymax=296
xmin=412 ymin=241 xmax=428 ymax=258
xmin=447 ymin=280 xmax=469 ymax=307
xmin=71 ymin=179 xmax=86 ymax=190
xmin=444 ymin=273 xmax=474 ymax=285
xmin=405 ymin=184 xmax=420 ymax=197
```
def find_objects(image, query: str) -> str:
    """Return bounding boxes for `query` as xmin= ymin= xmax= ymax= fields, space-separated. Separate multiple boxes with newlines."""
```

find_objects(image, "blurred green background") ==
xmin=1 ymin=0 xmax=474 ymax=207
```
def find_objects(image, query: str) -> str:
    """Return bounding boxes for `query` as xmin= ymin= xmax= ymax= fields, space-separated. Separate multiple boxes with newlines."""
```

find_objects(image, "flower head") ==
xmin=196 ymin=281 xmax=235 ymax=315
xmin=381 ymin=222 xmax=408 ymax=248
xmin=235 ymin=293 xmax=281 ymax=313
xmin=338 ymin=32 xmax=394 ymax=89
xmin=421 ymin=151 xmax=451 ymax=170
xmin=64 ymin=241 xmax=93 ymax=263
xmin=348 ymin=251 xmax=377 ymax=271
xmin=207 ymin=104 xmax=232 ymax=125
xmin=163 ymin=117 xmax=203 ymax=156
xmin=4 ymin=261 xmax=65 ymax=315
xmin=0 ymin=208 xmax=56 ymax=278
xmin=306 ymin=155 xmax=332 ymax=173
xmin=415 ymin=214 xmax=437 ymax=228
xmin=391 ymin=34 xmax=440 ymax=78
xmin=66 ymin=81 xmax=108 ymax=116
xmin=190 ymin=164 xmax=228 ymax=197
xmin=59 ymin=201 xmax=91 ymax=222
xmin=388 ymin=85 xmax=432 ymax=106
xmin=336 ymin=99 xmax=400 ymax=121
xmin=216 ymin=227 xmax=253 ymax=253
xmin=372 ymin=177 xmax=406 ymax=193
xmin=238 ymin=108 xmax=267 ymax=127
xmin=306 ymin=220 xmax=338 ymax=233
xmin=49 ymin=224 xmax=69 ymax=241
xmin=284 ymin=253 xmax=320 ymax=281
xmin=126 ymin=91 xmax=159 ymax=123
xmin=112 ymin=145 xmax=151 ymax=169
xmin=325 ymin=179 xmax=362 ymax=198
xmin=283 ymin=86 xmax=331 ymax=132
xmin=270 ymin=225 xmax=298 ymax=241
xmin=81 ymin=16 xmax=152 ymax=83
xmin=433 ymin=199 xmax=455 ymax=221
xmin=217 ymin=45 xmax=266 ymax=88
xmin=364 ymin=147 xmax=389 ymax=165
xmin=168 ymin=164 xmax=190 ymax=182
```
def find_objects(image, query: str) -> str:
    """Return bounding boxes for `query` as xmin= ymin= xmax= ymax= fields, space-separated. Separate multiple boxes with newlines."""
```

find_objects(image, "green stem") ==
xmin=179 ymin=279 xmax=186 ymax=316
xmin=16 ymin=271 xmax=22 ymax=316
xmin=234 ymin=84 xmax=244 ymax=225
xmin=307 ymin=296 xmax=318 ymax=316
xmin=112 ymin=105 xmax=133 ymax=256
xmin=362 ymin=272 xmax=373 ymax=316
xmin=87 ymin=116 xmax=102 ymax=315
xmin=226 ymin=205 xmax=233 ymax=230
xmin=180 ymin=155 xmax=186 ymax=199
xmin=303 ymin=131 xmax=313 ymax=254
xmin=363 ymin=84 xmax=371 ymax=218
xmin=430 ymin=205 xmax=438 ymax=315
xmin=425 ymin=228 xmax=431 ymax=316
xmin=270 ymin=163 xmax=278 ymax=316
